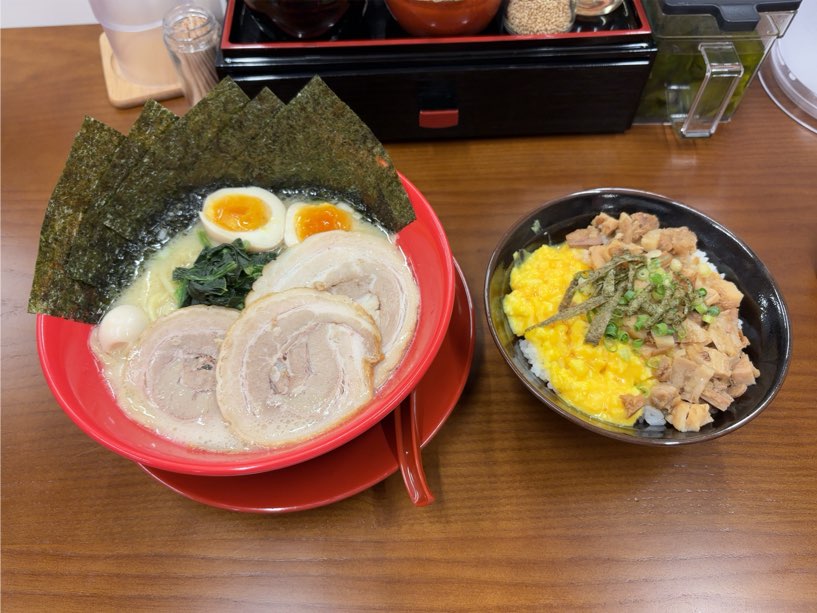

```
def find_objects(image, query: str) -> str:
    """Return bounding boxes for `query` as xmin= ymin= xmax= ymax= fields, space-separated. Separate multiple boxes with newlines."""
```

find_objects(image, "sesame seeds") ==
xmin=504 ymin=0 xmax=575 ymax=34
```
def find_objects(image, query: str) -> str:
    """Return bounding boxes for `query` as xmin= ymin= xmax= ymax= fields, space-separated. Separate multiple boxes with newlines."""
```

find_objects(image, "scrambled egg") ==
xmin=503 ymin=243 xmax=654 ymax=427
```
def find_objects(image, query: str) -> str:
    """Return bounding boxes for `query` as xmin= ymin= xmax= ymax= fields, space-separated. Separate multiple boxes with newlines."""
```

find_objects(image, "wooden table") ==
xmin=3 ymin=25 xmax=816 ymax=612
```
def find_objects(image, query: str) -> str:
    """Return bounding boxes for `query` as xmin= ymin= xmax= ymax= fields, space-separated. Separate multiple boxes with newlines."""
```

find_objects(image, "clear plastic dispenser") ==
xmin=635 ymin=0 xmax=801 ymax=137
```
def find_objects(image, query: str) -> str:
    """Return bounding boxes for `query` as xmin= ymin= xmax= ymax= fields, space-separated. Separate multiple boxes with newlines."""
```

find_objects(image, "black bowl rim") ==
xmin=483 ymin=187 xmax=793 ymax=446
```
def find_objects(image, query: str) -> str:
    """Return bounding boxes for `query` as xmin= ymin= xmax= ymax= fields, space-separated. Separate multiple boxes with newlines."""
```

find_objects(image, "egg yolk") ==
xmin=296 ymin=203 xmax=352 ymax=241
xmin=205 ymin=194 xmax=270 ymax=232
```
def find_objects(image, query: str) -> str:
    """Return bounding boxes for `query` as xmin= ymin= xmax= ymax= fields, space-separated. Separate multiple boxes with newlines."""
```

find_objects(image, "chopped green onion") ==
xmin=632 ymin=338 xmax=645 ymax=349
xmin=529 ymin=250 xmax=705 ymax=349
xmin=701 ymin=306 xmax=720 ymax=324
xmin=697 ymin=287 xmax=707 ymax=297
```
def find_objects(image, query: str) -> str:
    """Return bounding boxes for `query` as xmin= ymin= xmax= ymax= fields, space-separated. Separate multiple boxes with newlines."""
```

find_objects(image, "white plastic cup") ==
xmin=89 ymin=0 xmax=225 ymax=88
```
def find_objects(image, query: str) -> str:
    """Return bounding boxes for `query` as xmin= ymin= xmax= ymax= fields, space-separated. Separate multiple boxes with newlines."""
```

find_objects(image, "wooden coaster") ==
xmin=99 ymin=32 xmax=183 ymax=109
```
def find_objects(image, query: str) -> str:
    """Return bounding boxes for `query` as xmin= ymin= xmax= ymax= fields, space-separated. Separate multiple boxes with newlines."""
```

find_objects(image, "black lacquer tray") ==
xmin=216 ymin=0 xmax=658 ymax=140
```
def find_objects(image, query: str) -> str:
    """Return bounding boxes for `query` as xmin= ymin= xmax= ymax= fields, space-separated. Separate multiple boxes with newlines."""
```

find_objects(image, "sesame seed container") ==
xmin=504 ymin=0 xmax=577 ymax=35
xmin=217 ymin=0 xmax=657 ymax=140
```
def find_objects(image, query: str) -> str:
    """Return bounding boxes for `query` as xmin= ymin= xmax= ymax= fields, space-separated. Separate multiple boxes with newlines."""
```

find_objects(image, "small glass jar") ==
xmin=163 ymin=4 xmax=220 ymax=105
xmin=504 ymin=0 xmax=576 ymax=35
xmin=574 ymin=0 xmax=624 ymax=18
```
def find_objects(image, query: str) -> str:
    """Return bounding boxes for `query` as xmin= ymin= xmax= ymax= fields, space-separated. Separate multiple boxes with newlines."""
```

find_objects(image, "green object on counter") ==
xmin=636 ymin=36 xmax=767 ymax=123
xmin=635 ymin=0 xmax=796 ymax=134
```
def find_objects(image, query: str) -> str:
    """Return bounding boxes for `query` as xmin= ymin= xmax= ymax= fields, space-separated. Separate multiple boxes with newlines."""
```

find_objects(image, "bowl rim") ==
xmin=484 ymin=187 xmax=793 ymax=445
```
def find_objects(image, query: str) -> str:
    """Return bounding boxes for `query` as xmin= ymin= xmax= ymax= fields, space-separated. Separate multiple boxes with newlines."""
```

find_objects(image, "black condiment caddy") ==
xmin=216 ymin=0 xmax=657 ymax=140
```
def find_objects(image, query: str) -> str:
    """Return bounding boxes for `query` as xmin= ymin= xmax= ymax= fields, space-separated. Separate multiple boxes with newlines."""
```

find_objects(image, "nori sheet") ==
xmin=100 ymin=78 xmax=251 ymax=241
xmin=129 ymin=98 xmax=179 ymax=145
xmin=184 ymin=87 xmax=284 ymax=187
xmin=65 ymin=100 xmax=179 ymax=290
xmin=159 ymin=88 xmax=287 ymax=238
xmin=248 ymin=77 xmax=414 ymax=233
xmin=28 ymin=117 xmax=126 ymax=322
xmin=30 ymin=77 xmax=416 ymax=324
xmin=56 ymin=79 xmax=251 ymax=299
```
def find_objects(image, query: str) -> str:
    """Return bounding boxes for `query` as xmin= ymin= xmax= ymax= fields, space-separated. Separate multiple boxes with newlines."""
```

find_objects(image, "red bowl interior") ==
xmin=36 ymin=174 xmax=455 ymax=475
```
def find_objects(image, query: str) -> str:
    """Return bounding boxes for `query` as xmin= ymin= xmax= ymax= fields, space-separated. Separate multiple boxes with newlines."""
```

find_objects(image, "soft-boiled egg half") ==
xmin=283 ymin=201 xmax=360 ymax=246
xmin=200 ymin=187 xmax=286 ymax=252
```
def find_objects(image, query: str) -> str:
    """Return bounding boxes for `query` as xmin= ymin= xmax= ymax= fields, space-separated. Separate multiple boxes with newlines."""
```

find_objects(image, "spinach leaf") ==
xmin=173 ymin=239 xmax=277 ymax=309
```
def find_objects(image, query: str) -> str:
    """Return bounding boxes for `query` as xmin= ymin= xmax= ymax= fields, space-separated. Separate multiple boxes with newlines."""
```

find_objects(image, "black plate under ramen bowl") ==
xmin=484 ymin=188 xmax=792 ymax=445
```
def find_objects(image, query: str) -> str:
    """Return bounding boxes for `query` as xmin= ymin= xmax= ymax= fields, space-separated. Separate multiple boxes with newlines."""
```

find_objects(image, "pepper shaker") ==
xmin=163 ymin=3 xmax=220 ymax=106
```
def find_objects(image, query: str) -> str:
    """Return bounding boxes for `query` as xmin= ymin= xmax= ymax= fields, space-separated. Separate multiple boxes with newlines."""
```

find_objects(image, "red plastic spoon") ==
xmin=394 ymin=390 xmax=434 ymax=506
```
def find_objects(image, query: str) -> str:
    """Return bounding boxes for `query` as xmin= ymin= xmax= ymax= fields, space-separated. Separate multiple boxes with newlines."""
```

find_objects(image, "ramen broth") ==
xmin=91 ymin=198 xmax=417 ymax=452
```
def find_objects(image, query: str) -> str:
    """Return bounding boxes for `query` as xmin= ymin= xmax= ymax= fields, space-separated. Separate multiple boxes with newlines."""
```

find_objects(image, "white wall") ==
xmin=0 ymin=0 xmax=225 ymax=28
xmin=1 ymin=0 xmax=97 ymax=27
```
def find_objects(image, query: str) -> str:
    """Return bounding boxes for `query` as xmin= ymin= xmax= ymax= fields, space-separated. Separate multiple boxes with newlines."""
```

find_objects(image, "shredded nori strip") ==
xmin=525 ymin=252 xmax=702 ymax=346
xmin=525 ymin=295 xmax=607 ymax=334
xmin=585 ymin=285 xmax=625 ymax=345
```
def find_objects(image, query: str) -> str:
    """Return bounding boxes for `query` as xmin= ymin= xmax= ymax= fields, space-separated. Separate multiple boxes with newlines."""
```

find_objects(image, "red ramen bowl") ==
xmin=37 ymin=174 xmax=455 ymax=476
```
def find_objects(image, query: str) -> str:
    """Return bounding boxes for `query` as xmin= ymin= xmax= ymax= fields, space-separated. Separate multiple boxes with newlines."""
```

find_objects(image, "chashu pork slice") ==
xmin=246 ymin=230 xmax=419 ymax=388
xmin=119 ymin=305 xmax=246 ymax=451
xmin=217 ymin=288 xmax=383 ymax=448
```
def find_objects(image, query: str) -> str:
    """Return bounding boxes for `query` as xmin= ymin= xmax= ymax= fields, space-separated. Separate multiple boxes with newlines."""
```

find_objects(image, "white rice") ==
xmin=694 ymin=248 xmax=724 ymax=279
xmin=519 ymin=339 xmax=553 ymax=389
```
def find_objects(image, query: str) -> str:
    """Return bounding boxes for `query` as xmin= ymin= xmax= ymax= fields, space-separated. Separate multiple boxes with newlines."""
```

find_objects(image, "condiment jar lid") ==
xmin=659 ymin=0 xmax=801 ymax=31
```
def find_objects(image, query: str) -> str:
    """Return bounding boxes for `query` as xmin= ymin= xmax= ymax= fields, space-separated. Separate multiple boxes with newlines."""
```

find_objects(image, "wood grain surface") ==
xmin=2 ymin=24 xmax=816 ymax=612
